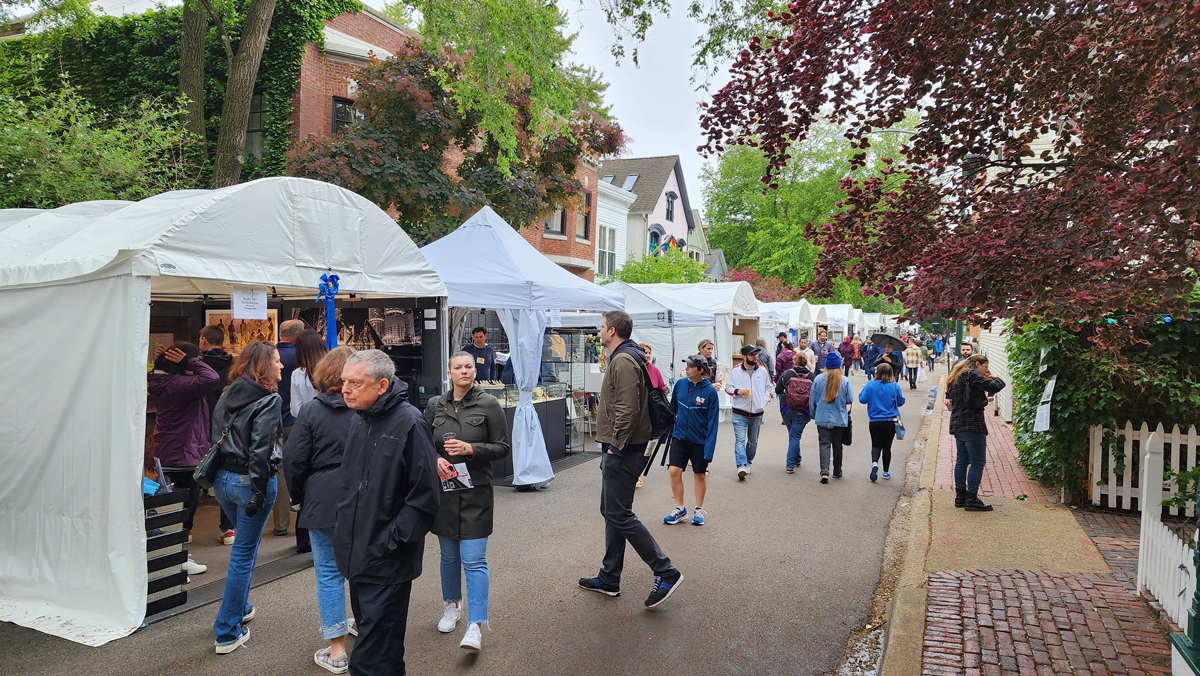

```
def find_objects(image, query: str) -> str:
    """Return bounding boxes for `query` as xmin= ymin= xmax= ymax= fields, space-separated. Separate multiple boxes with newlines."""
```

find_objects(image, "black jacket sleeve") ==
xmin=283 ymin=405 xmax=315 ymax=508
xmin=775 ymin=369 xmax=794 ymax=396
xmin=386 ymin=415 xmax=442 ymax=547
xmin=247 ymin=394 xmax=283 ymax=509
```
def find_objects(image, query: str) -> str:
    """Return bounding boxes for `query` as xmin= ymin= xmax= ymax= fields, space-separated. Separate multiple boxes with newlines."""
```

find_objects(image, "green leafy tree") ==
xmin=288 ymin=39 xmax=624 ymax=244
xmin=607 ymin=250 xmax=708 ymax=284
xmin=0 ymin=84 xmax=200 ymax=208
xmin=702 ymin=118 xmax=909 ymax=309
xmin=387 ymin=0 xmax=616 ymax=175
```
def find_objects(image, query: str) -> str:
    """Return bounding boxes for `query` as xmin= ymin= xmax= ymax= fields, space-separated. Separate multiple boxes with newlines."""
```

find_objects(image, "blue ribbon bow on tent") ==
xmin=316 ymin=272 xmax=340 ymax=349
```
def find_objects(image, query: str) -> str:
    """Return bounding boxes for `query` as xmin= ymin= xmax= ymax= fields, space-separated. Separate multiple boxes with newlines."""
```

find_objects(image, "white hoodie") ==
xmin=725 ymin=362 xmax=772 ymax=416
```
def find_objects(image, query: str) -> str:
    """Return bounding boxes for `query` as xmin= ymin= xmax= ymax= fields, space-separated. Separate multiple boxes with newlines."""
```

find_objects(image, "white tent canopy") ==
xmin=628 ymin=282 xmax=759 ymax=408
xmin=764 ymin=300 xmax=810 ymax=329
xmin=0 ymin=177 xmax=446 ymax=646
xmin=552 ymin=281 xmax=716 ymax=330
xmin=798 ymin=303 xmax=828 ymax=334
xmin=756 ymin=301 xmax=789 ymax=357
xmin=420 ymin=207 xmax=623 ymax=487
xmin=419 ymin=206 xmax=623 ymax=312
xmin=0 ymin=179 xmax=445 ymax=298
xmin=861 ymin=312 xmax=885 ymax=334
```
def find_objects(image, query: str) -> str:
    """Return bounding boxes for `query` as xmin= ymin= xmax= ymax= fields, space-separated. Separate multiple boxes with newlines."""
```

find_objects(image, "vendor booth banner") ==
xmin=498 ymin=308 xmax=555 ymax=486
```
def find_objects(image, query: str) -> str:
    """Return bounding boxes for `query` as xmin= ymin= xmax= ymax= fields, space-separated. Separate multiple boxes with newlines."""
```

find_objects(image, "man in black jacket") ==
xmin=335 ymin=350 xmax=441 ymax=676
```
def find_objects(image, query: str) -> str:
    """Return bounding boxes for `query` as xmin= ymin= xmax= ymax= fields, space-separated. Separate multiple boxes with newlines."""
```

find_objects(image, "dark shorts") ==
xmin=668 ymin=439 xmax=709 ymax=474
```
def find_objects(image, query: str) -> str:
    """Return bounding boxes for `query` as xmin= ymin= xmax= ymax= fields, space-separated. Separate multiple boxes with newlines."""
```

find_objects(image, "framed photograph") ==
xmin=204 ymin=309 xmax=279 ymax=356
xmin=732 ymin=333 xmax=747 ymax=353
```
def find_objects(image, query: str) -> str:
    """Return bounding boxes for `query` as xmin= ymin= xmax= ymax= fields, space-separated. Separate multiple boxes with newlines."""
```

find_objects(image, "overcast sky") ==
xmin=564 ymin=1 xmax=729 ymax=212
xmin=359 ymin=0 xmax=729 ymax=211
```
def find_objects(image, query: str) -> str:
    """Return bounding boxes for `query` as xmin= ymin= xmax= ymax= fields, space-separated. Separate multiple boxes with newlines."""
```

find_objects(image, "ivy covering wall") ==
xmin=0 ymin=0 xmax=361 ymax=179
xmin=1008 ymin=313 xmax=1200 ymax=498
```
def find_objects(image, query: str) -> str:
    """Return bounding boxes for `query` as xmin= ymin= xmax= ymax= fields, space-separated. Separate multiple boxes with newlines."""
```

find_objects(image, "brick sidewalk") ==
xmin=1073 ymin=511 xmax=1141 ymax=593
xmin=933 ymin=406 xmax=1058 ymax=503
xmin=923 ymin=569 xmax=1171 ymax=676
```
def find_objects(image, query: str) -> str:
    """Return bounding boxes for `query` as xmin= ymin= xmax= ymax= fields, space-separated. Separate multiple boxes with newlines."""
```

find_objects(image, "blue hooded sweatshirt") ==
xmin=858 ymin=379 xmax=906 ymax=421
xmin=670 ymin=377 xmax=720 ymax=461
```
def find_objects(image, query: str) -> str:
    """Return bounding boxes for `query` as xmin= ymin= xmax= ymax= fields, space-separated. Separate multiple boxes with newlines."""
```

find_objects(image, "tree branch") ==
xmin=197 ymin=0 xmax=235 ymax=63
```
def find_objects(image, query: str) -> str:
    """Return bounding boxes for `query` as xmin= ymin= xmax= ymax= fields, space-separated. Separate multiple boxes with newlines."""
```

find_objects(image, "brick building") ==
xmin=518 ymin=162 xmax=600 ymax=281
xmin=285 ymin=8 xmax=413 ymax=144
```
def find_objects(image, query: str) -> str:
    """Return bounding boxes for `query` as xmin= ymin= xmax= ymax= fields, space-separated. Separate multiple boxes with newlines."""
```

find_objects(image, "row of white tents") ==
xmin=0 ymin=176 xmax=907 ymax=648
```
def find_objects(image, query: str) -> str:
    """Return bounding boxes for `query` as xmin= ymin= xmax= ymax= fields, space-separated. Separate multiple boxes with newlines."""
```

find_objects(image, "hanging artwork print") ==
xmin=205 ymin=309 xmax=279 ymax=356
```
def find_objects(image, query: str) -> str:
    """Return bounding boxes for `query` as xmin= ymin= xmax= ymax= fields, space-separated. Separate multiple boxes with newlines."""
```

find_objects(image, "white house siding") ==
xmin=597 ymin=180 xmax=636 ymax=278
xmin=648 ymin=170 xmax=689 ymax=246
xmin=976 ymin=320 xmax=1013 ymax=422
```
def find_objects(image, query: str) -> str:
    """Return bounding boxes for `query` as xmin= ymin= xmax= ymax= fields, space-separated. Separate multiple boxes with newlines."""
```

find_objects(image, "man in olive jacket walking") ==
xmin=335 ymin=350 xmax=441 ymax=676
xmin=579 ymin=310 xmax=684 ymax=609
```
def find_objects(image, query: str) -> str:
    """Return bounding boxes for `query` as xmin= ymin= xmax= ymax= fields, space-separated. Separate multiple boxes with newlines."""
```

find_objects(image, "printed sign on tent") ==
xmin=231 ymin=288 xmax=268 ymax=320
xmin=549 ymin=309 xmax=562 ymax=328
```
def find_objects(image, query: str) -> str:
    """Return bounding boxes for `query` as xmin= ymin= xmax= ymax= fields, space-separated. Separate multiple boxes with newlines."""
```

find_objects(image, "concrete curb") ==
xmin=878 ymin=377 xmax=945 ymax=676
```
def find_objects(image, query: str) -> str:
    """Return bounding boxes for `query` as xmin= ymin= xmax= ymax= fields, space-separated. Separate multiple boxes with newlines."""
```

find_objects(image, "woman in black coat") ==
xmin=424 ymin=351 xmax=511 ymax=652
xmin=284 ymin=347 xmax=358 ymax=672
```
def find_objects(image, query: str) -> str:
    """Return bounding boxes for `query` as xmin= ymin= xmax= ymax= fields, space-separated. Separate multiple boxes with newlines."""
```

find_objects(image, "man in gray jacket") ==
xmin=579 ymin=310 xmax=684 ymax=609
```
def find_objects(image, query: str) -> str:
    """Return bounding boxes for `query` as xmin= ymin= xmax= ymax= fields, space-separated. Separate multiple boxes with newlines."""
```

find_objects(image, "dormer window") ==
xmin=665 ymin=191 xmax=678 ymax=221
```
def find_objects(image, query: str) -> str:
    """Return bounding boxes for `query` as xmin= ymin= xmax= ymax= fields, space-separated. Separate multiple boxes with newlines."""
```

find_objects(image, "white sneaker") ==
xmin=460 ymin=623 xmax=482 ymax=651
xmin=437 ymin=602 xmax=461 ymax=633
xmin=215 ymin=627 xmax=249 ymax=654
xmin=737 ymin=467 xmax=747 ymax=481
xmin=182 ymin=557 xmax=207 ymax=575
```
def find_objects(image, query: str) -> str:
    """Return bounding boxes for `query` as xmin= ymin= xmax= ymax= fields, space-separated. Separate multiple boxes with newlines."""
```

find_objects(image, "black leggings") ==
xmin=868 ymin=420 xmax=897 ymax=471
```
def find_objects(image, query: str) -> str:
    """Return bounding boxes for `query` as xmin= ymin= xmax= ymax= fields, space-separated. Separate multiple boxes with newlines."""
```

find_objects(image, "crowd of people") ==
xmin=147 ymin=320 xmax=515 ymax=674
xmin=144 ymin=312 xmax=1004 ymax=675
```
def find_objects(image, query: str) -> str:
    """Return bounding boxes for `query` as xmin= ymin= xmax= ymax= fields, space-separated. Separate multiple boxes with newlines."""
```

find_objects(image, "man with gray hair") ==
xmin=335 ymin=349 xmax=440 ymax=676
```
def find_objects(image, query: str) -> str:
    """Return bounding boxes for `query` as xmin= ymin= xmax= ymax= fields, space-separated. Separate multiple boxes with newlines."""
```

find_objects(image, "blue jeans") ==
xmin=953 ymin=432 xmax=988 ymax=493
xmin=732 ymin=414 xmax=763 ymax=467
xmin=439 ymin=536 xmax=489 ymax=625
xmin=213 ymin=469 xmax=276 ymax=645
xmin=309 ymin=527 xmax=349 ymax=639
xmin=784 ymin=409 xmax=809 ymax=468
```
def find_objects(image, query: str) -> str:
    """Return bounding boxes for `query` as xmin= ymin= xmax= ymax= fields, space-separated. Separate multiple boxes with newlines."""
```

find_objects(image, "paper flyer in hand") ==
xmin=442 ymin=463 xmax=474 ymax=491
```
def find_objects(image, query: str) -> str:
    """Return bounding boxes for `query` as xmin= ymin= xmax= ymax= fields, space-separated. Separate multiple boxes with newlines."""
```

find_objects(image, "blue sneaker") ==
xmin=645 ymin=571 xmax=684 ymax=608
xmin=578 ymin=577 xmax=620 ymax=596
xmin=691 ymin=508 xmax=706 ymax=526
xmin=882 ymin=471 xmax=892 ymax=480
xmin=870 ymin=463 xmax=879 ymax=482
xmin=663 ymin=506 xmax=687 ymax=525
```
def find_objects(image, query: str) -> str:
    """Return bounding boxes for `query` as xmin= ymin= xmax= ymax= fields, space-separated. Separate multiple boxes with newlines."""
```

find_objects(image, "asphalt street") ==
xmin=2 ymin=369 xmax=934 ymax=676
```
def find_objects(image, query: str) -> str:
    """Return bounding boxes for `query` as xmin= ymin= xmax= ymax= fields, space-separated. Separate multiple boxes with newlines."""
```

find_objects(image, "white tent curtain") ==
xmin=0 ymin=275 xmax=149 ymax=646
xmin=498 ymin=309 xmax=554 ymax=485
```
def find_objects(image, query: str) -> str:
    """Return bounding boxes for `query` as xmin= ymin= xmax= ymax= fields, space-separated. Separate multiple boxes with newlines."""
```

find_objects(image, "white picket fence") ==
xmin=1089 ymin=422 xmax=1199 ymax=515
xmin=1136 ymin=430 xmax=1197 ymax=628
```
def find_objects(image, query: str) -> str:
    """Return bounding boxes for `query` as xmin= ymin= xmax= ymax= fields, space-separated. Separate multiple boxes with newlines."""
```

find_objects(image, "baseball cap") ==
xmin=740 ymin=344 xmax=757 ymax=356
xmin=682 ymin=354 xmax=708 ymax=369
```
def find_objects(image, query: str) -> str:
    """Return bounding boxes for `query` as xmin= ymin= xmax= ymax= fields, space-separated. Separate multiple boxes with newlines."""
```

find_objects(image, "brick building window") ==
xmin=245 ymin=92 xmax=266 ymax=162
xmin=332 ymin=97 xmax=362 ymax=134
xmin=544 ymin=209 xmax=566 ymax=235
xmin=575 ymin=192 xmax=591 ymax=240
